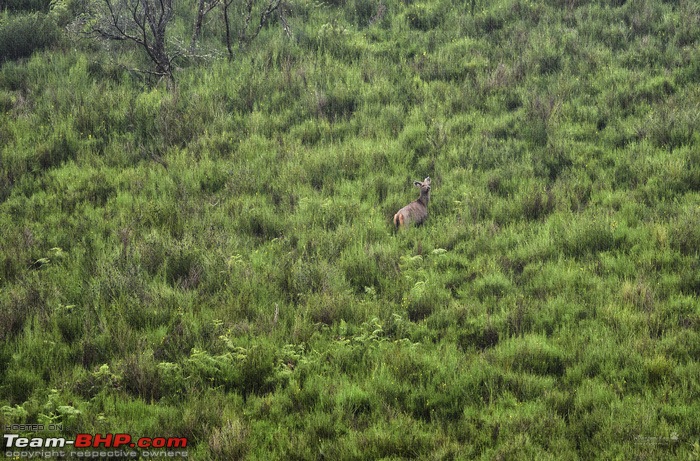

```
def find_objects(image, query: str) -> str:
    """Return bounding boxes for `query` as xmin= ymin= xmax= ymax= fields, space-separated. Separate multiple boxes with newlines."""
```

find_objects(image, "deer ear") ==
xmin=424 ymin=177 xmax=431 ymax=184
xmin=414 ymin=181 xmax=422 ymax=187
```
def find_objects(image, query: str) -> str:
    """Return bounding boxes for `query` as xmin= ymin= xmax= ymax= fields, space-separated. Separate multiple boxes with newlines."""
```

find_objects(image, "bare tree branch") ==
xmin=222 ymin=0 xmax=234 ymax=61
xmin=91 ymin=0 xmax=294 ymax=78
xmin=236 ymin=0 xmax=283 ymax=50
xmin=279 ymin=1 xmax=292 ymax=39
xmin=191 ymin=0 xmax=221 ymax=52
xmin=93 ymin=0 xmax=175 ymax=81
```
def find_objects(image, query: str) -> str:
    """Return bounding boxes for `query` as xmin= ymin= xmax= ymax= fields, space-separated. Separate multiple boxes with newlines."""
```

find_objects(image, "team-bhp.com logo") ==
xmin=4 ymin=433 xmax=188 ymax=458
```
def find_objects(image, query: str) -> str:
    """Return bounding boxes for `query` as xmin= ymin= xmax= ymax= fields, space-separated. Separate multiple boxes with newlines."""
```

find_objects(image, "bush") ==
xmin=1 ymin=0 xmax=52 ymax=12
xmin=3 ymin=368 xmax=43 ymax=404
xmin=305 ymin=292 xmax=358 ymax=325
xmin=238 ymin=344 xmax=278 ymax=399
xmin=405 ymin=281 xmax=450 ymax=322
xmin=532 ymin=146 xmax=573 ymax=181
xmin=521 ymin=184 xmax=556 ymax=221
xmin=119 ymin=351 xmax=164 ymax=401
xmin=474 ymin=272 xmax=512 ymax=301
xmin=405 ymin=3 xmax=445 ymax=31
xmin=458 ymin=321 xmax=500 ymax=351
xmin=346 ymin=0 xmax=381 ymax=27
xmin=208 ymin=419 xmax=248 ymax=460
xmin=165 ymin=240 xmax=206 ymax=290
xmin=400 ymin=120 xmax=430 ymax=159
xmin=314 ymin=85 xmax=357 ymax=122
xmin=2 ymin=0 xmax=700 ymax=457
xmin=559 ymin=217 xmax=621 ymax=257
xmin=671 ymin=207 xmax=700 ymax=256
xmin=35 ymin=122 xmax=80 ymax=170
xmin=340 ymin=246 xmax=382 ymax=294
xmin=236 ymin=205 xmax=284 ymax=240
xmin=0 ymin=12 xmax=59 ymax=62
xmin=491 ymin=335 xmax=567 ymax=377
xmin=645 ymin=96 xmax=697 ymax=150
xmin=336 ymin=383 xmax=374 ymax=418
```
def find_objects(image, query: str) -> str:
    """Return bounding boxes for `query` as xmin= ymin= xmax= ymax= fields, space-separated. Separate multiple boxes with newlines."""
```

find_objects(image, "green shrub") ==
xmin=1 ymin=0 xmax=700 ymax=457
xmin=1 ymin=0 xmax=52 ymax=12
xmin=185 ymin=348 xmax=239 ymax=393
xmin=53 ymin=304 xmax=84 ymax=343
xmin=644 ymin=355 xmax=674 ymax=386
xmin=0 ymin=282 xmax=48 ymax=342
xmin=560 ymin=217 xmax=621 ymax=257
xmin=491 ymin=335 xmax=567 ymax=377
xmin=119 ymin=350 xmax=164 ymax=401
xmin=458 ymin=321 xmax=500 ymax=351
xmin=474 ymin=272 xmax=513 ymax=301
xmin=532 ymin=145 xmax=573 ymax=182
xmin=0 ymin=12 xmax=59 ymax=62
xmin=340 ymin=245 xmax=382 ymax=294
xmin=475 ymin=9 xmax=505 ymax=35
xmin=645 ymin=96 xmax=697 ymax=150
xmin=236 ymin=204 xmax=284 ymax=240
xmin=72 ymin=363 xmax=120 ymax=399
xmin=79 ymin=334 xmax=113 ymax=369
xmin=569 ymin=378 xmax=621 ymax=455
xmin=314 ymin=85 xmax=357 ymax=122
xmin=177 ymin=390 xmax=231 ymax=444
xmin=521 ymin=183 xmax=556 ymax=221
xmin=3 ymin=368 xmax=43 ymax=404
xmin=405 ymin=3 xmax=445 ymax=31
xmin=336 ymin=382 xmax=374 ymax=418
xmin=404 ymin=279 xmax=451 ymax=322
xmin=139 ymin=231 xmax=168 ymax=276
xmin=670 ymin=207 xmax=700 ymax=256
xmin=35 ymin=122 xmax=79 ymax=170
xmin=399 ymin=120 xmax=430 ymax=159
xmin=346 ymin=0 xmax=381 ymax=27
xmin=364 ymin=414 xmax=434 ymax=458
xmin=306 ymin=292 xmax=358 ymax=325
xmin=208 ymin=419 xmax=249 ymax=460
xmin=238 ymin=344 xmax=278 ymax=399
xmin=165 ymin=240 xmax=206 ymax=290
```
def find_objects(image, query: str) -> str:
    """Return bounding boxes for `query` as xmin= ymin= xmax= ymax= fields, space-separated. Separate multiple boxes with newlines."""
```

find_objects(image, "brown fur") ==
xmin=393 ymin=177 xmax=431 ymax=229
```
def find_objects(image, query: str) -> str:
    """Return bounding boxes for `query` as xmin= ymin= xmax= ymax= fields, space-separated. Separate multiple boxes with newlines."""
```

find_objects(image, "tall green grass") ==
xmin=1 ymin=0 xmax=700 ymax=458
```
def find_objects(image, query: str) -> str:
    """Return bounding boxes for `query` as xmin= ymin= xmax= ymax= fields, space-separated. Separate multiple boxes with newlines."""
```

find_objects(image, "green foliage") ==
xmin=405 ymin=2 xmax=445 ymax=31
xmin=1 ymin=0 xmax=699 ymax=458
xmin=0 ymin=12 xmax=59 ymax=62
xmin=1 ymin=0 xmax=52 ymax=12
xmin=490 ymin=334 xmax=567 ymax=377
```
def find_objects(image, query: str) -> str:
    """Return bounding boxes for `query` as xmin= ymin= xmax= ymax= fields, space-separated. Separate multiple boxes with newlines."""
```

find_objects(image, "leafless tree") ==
xmin=190 ymin=0 xmax=220 ymax=52
xmin=222 ymin=0 xmax=290 ymax=61
xmin=92 ymin=0 xmax=293 ymax=80
xmin=222 ymin=0 xmax=234 ymax=60
xmin=94 ymin=0 xmax=177 ymax=81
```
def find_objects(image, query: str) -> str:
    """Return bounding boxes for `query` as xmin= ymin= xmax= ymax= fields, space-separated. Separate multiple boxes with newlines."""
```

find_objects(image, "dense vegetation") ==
xmin=2 ymin=0 xmax=700 ymax=458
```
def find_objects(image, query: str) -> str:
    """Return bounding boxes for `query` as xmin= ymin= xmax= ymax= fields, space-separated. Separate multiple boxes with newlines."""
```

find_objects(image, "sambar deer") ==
xmin=393 ymin=177 xmax=431 ymax=229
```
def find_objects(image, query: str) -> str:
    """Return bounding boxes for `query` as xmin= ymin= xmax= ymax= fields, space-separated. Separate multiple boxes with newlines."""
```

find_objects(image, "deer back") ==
xmin=394 ymin=177 xmax=431 ymax=228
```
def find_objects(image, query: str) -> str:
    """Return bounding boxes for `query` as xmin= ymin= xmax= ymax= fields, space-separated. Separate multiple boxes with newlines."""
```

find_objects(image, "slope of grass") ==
xmin=1 ymin=0 xmax=700 ymax=458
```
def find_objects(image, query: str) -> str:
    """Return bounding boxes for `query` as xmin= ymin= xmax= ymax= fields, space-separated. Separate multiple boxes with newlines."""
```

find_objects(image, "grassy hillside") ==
xmin=1 ymin=0 xmax=700 ymax=458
